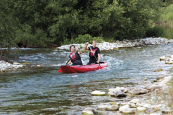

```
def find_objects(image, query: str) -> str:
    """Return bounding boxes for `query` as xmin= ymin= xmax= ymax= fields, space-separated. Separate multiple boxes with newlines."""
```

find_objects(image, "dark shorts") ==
xmin=87 ymin=58 xmax=98 ymax=65
xmin=72 ymin=60 xmax=83 ymax=65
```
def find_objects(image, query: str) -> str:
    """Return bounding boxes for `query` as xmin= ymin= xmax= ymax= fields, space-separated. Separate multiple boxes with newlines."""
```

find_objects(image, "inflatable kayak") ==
xmin=58 ymin=62 xmax=108 ymax=73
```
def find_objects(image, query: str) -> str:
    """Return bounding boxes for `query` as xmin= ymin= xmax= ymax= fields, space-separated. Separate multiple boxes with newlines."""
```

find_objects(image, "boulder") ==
xmin=160 ymin=56 xmax=166 ymax=61
xmin=142 ymin=104 xmax=152 ymax=109
xmin=82 ymin=108 xmax=95 ymax=115
xmin=165 ymin=57 xmax=173 ymax=64
xmin=131 ymin=88 xmax=148 ymax=95
xmin=157 ymin=76 xmax=165 ymax=80
xmin=130 ymin=103 xmax=137 ymax=108
xmin=108 ymin=91 xmax=127 ymax=97
xmin=109 ymin=87 xmax=128 ymax=93
xmin=130 ymin=99 xmax=140 ymax=104
xmin=91 ymin=91 xmax=106 ymax=96
xmin=106 ymin=105 xmax=119 ymax=111
xmin=154 ymin=68 xmax=163 ymax=72
xmin=136 ymin=107 xmax=146 ymax=112
xmin=119 ymin=105 xmax=135 ymax=114
xmin=146 ymin=85 xmax=162 ymax=91
xmin=97 ymin=105 xmax=108 ymax=110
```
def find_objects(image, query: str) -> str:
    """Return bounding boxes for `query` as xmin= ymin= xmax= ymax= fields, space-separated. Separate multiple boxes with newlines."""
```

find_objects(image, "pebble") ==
xmin=136 ymin=107 xmax=147 ymax=112
xmin=82 ymin=108 xmax=95 ymax=115
xmin=106 ymin=105 xmax=119 ymax=111
xmin=91 ymin=91 xmax=106 ymax=96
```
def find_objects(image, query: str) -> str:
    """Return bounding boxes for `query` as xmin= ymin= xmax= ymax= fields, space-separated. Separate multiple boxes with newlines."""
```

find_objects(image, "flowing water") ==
xmin=0 ymin=44 xmax=173 ymax=115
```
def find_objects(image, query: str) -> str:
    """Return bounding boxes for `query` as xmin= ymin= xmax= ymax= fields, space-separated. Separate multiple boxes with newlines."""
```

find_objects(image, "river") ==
xmin=0 ymin=44 xmax=173 ymax=114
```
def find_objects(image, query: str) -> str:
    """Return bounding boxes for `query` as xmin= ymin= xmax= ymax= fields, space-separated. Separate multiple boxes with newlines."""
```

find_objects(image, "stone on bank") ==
xmin=91 ymin=91 xmax=106 ymax=96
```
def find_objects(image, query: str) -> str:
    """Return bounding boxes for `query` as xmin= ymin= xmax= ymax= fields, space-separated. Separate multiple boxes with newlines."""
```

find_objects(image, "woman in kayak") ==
xmin=66 ymin=45 xmax=83 ymax=66
xmin=85 ymin=40 xmax=101 ymax=65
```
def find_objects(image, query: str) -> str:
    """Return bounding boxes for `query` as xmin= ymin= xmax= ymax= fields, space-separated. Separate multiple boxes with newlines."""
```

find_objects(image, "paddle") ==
xmin=58 ymin=59 xmax=70 ymax=73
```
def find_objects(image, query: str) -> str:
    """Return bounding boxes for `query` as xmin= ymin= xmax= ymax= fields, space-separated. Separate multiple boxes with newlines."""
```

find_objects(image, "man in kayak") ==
xmin=85 ymin=40 xmax=101 ymax=64
xmin=66 ymin=45 xmax=83 ymax=66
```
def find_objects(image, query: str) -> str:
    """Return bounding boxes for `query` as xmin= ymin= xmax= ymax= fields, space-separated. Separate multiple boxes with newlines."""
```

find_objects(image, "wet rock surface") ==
xmin=0 ymin=60 xmax=23 ymax=72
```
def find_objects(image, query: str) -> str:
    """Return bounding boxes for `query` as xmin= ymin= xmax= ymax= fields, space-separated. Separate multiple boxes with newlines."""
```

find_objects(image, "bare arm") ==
xmin=85 ymin=42 xmax=89 ymax=50
xmin=66 ymin=59 xmax=71 ymax=66
xmin=78 ymin=47 xmax=82 ymax=54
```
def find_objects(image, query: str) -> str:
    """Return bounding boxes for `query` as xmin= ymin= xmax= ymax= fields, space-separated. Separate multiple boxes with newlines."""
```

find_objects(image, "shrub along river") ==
xmin=0 ymin=44 xmax=173 ymax=114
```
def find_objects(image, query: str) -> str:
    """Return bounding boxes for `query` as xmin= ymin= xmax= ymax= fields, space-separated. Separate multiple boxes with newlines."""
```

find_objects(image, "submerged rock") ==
xmin=91 ymin=91 xmax=106 ymax=96
xmin=154 ymin=68 xmax=163 ymax=72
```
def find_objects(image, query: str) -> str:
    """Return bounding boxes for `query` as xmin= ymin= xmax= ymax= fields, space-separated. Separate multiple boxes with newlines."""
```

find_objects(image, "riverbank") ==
xmin=82 ymin=55 xmax=173 ymax=115
xmin=0 ymin=60 xmax=23 ymax=73
xmin=57 ymin=37 xmax=173 ymax=51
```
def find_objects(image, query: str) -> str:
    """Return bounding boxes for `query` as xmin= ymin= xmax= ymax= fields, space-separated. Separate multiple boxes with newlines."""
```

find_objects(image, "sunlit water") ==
xmin=0 ymin=44 xmax=173 ymax=114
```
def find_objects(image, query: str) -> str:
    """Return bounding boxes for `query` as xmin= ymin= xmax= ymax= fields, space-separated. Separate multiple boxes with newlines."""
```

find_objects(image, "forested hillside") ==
xmin=0 ymin=0 xmax=172 ymax=47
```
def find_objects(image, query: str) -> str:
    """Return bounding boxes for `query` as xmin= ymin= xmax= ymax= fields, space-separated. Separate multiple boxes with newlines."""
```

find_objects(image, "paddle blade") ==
xmin=58 ymin=69 xmax=63 ymax=73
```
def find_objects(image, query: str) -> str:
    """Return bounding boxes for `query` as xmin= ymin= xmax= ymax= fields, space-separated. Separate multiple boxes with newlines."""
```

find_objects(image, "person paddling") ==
xmin=85 ymin=40 xmax=101 ymax=65
xmin=66 ymin=45 xmax=83 ymax=66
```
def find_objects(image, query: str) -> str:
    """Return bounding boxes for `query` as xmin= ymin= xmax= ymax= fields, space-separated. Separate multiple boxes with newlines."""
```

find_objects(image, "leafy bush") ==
xmin=62 ymin=34 xmax=104 ymax=44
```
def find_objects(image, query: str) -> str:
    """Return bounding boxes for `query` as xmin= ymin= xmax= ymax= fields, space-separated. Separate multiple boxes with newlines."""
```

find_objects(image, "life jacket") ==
xmin=69 ymin=51 xmax=77 ymax=62
xmin=89 ymin=47 xmax=97 ymax=57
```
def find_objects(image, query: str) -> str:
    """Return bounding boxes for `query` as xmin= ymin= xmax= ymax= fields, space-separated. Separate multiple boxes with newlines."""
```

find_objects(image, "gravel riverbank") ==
xmin=57 ymin=37 xmax=173 ymax=51
xmin=82 ymin=55 xmax=173 ymax=115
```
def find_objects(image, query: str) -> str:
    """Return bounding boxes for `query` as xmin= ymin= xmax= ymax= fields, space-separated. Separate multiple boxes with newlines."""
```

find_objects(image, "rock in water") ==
xmin=91 ymin=91 xmax=106 ymax=96
xmin=108 ymin=91 xmax=127 ymax=97
xmin=165 ymin=57 xmax=173 ymax=64
xmin=154 ymin=68 xmax=163 ymax=72
xmin=160 ymin=56 xmax=166 ymax=61
xmin=82 ymin=108 xmax=95 ymax=115
xmin=106 ymin=105 xmax=119 ymax=111
xmin=157 ymin=76 xmax=165 ymax=80
xmin=108 ymin=88 xmax=127 ymax=97
xmin=97 ymin=105 xmax=108 ymax=110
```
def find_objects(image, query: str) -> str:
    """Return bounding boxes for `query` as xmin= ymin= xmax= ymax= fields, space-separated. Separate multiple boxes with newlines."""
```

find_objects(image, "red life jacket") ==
xmin=89 ymin=47 xmax=97 ymax=57
xmin=69 ymin=51 xmax=76 ymax=62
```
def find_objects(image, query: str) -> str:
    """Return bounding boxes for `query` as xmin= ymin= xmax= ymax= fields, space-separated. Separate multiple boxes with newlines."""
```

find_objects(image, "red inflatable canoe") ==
xmin=58 ymin=62 xmax=108 ymax=73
